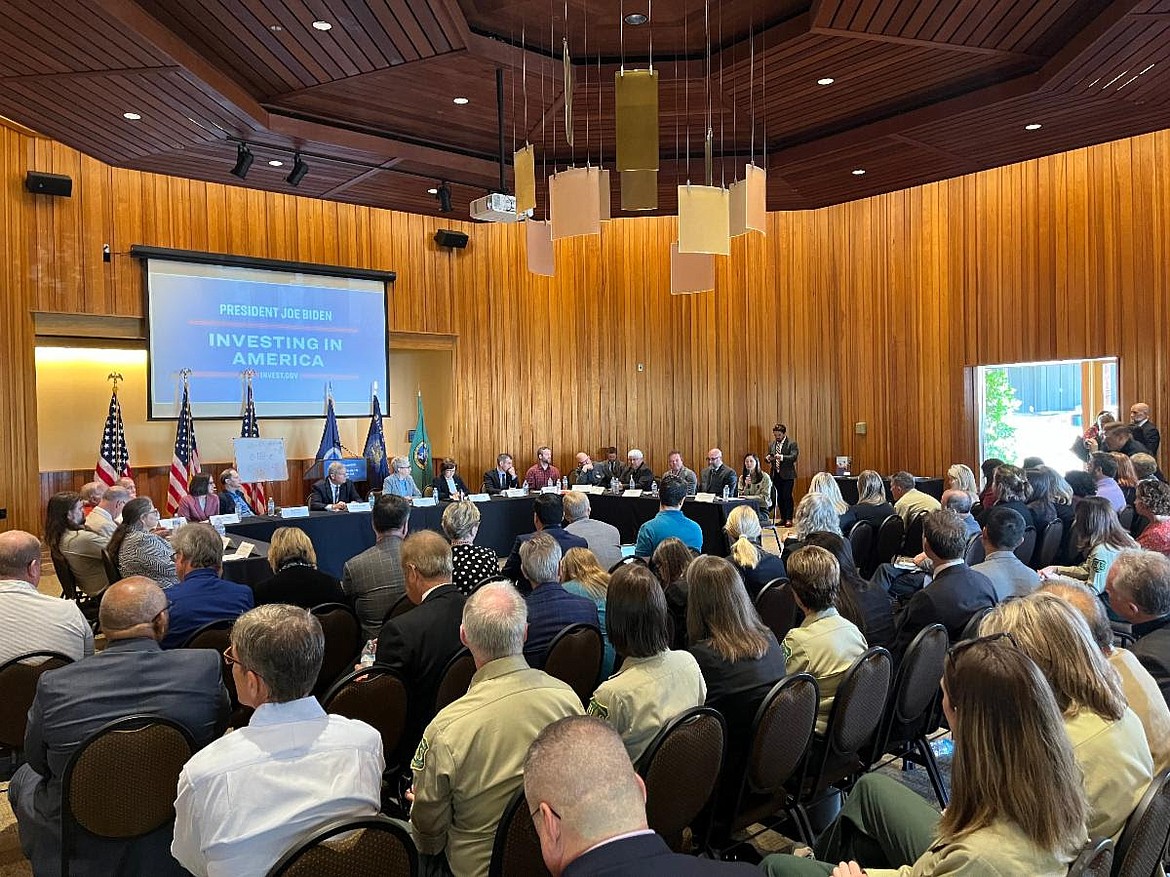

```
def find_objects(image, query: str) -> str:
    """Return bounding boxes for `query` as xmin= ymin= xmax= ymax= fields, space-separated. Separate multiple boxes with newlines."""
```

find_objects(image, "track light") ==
xmin=436 ymin=181 xmax=453 ymax=213
xmin=230 ymin=143 xmax=254 ymax=179
xmin=286 ymin=153 xmax=309 ymax=186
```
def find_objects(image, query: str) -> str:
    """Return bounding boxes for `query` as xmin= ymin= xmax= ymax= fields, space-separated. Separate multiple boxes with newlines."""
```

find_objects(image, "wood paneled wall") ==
xmin=5 ymin=117 xmax=1170 ymax=534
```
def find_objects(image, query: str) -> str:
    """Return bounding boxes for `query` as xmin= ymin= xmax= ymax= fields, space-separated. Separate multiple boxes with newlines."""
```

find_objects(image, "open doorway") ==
xmin=975 ymin=357 xmax=1119 ymax=473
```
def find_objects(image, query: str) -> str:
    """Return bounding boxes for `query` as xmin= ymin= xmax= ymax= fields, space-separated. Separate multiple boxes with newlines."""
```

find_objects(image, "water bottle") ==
xmin=610 ymin=477 xmax=619 ymax=495
xmin=561 ymin=475 xmax=568 ymax=491
xmin=360 ymin=639 xmax=377 ymax=667
xmin=650 ymin=480 xmax=658 ymax=497
xmin=266 ymin=497 xmax=275 ymax=516
xmin=628 ymin=475 xmax=635 ymax=491
xmin=722 ymin=484 xmax=730 ymax=501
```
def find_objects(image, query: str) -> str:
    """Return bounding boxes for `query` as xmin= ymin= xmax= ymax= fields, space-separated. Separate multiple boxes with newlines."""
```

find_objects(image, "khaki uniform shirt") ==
xmin=409 ymin=655 xmax=582 ymax=877
xmin=1110 ymin=648 xmax=1170 ymax=773
xmin=587 ymin=650 xmax=707 ymax=763
xmin=782 ymin=607 xmax=868 ymax=733
xmin=1065 ymin=706 xmax=1153 ymax=840
xmin=894 ymin=489 xmax=941 ymax=525
xmin=868 ymin=819 xmax=1075 ymax=877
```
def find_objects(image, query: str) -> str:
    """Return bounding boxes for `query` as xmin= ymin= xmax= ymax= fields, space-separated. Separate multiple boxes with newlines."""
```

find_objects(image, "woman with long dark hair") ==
xmin=739 ymin=453 xmax=774 ymax=524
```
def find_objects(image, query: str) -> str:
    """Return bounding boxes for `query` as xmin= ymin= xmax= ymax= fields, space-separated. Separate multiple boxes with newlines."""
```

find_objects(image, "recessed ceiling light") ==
xmin=817 ymin=77 xmax=835 ymax=85
xmin=122 ymin=112 xmax=141 ymax=120
xmin=269 ymin=24 xmax=283 ymax=32
xmin=1025 ymin=123 xmax=1042 ymax=130
xmin=268 ymin=160 xmax=284 ymax=167
xmin=427 ymin=187 xmax=439 ymax=195
xmin=452 ymin=97 xmax=469 ymax=105
xmin=311 ymin=20 xmax=332 ymax=30
xmin=624 ymin=12 xmax=648 ymax=25
xmin=852 ymin=168 xmax=866 ymax=176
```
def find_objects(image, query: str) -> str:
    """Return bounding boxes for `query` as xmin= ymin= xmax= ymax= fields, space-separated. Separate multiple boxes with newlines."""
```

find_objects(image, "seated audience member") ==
xmin=1025 ymin=465 xmax=1061 ymax=528
xmin=808 ymin=471 xmax=851 ymax=533
xmin=971 ymin=506 xmax=1040 ymax=601
xmin=980 ymin=593 xmax=1154 ymax=840
xmin=1137 ymin=478 xmax=1170 ymax=556
xmin=1022 ymin=456 xmax=1045 ymax=470
xmin=217 ymin=468 xmax=256 ymax=518
xmin=252 ymin=527 xmax=344 ymax=608
xmin=651 ymin=537 xmax=695 ymax=650
xmin=342 ymin=493 xmax=410 ymax=641
xmin=868 ymin=491 xmax=973 ymax=598
xmin=782 ymin=546 xmax=868 ymax=733
xmin=890 ymin=510 xmax=997 ymax=662
xmin=501 ymin=493 xmax=589 ymax=587
xmin=700 ymin=448 xmax=738 ymax=496
xmin=176 ymin=474 xmax=220 ymax=522
xmin=85 ymin=485 xmax=128 ymax=538
xmin=376 ymin=531 xmax=466 ymax=749
xmin=79 ymin=480 xmax=106 ymax=515
xmin=312 ymin=459 xmax=366 ymax=509
xmin=383 ymin=456 xmax=423 ymax=499
xmin=890 ymin=471 xmax=941 ymax=525
xmin=760 ymin=636 xmax=1087 ymax=877
xmin=941 ymin=488 xmax=980 ymax=539
xmin=739 ymin=453 xmax=775 ymax=524
xmin=1103 ymin=421 xmax=1151 ymax=457
xmin=431 ymin=457 xmax=469 ymax=501
xmin=587 ymin=563 xmax=705 ymax=762
xmin=848 ymin=469 xmax=896 ymax=525
xmin=571 ymin=451 xmax=611 ymax=488
xmin=161 ymin=524 xmax=254 ymax=649
xmin=804 ymin=532 xmax=895 ymax=650
xmin=1111 ymin=451 xmax=1140 ymax=506
xmin=118 ymin=477 xmax=138 ymax=500
xmin=563 ymin=490 xmax=622 ymax=571
xmin=723 ymin=504 xmax=786 ymax=599
xmin=1040 ymin=495 xmax=1137 ymax=594
xmin=623 ymin=448 xmax=655 ymax=491
xmin=1106 ymin=549 xmax=1170 ymax=704
xmin=520 ymin=534 xmax=599 ymax=668
xmin=409 ymin=582 xmax=582 ymax=875
xmin=980 ymin=464 xmax=1037 ymax=529
xmin=663 ymin=450 xmax=699 ymax=496
xmin=561 ymin=547 xmax=615 ymax=677
xmin=1132 ymin=452 xmax=1160 ymax=482
xmin=525 ymin=445 xmax=562 ymax=490
xmin=442 ymin=500 xmax=499 ymax=596
xmin=482 ymin=452 xmax=520 ymax=494
xmin=978 ymin=457 xmax=1004 ymax=507
xmin=172 ymin=605 xmax=383 ymax=876
xmin=0 ymin=530 xmax=93 ymax=664
xmin=45 ymin=491 xmax=109 ymax=596
xmin=1066 ymin=468 xmax=1098 ymax=503
xmin=634 ymin=475 xmax=703 ymax=558
xmin=782 ymin=493 xmax=843 ymax=555
xmin=524 ymin=716 xmax=758 ymax=876
xmin=110 ymin=497 xmax=179 ymax=589
xmin=1043 ymin=579 xmax=1170 ymax=772
xmin=10 ymin=577 xmax=227 ymax=877
xmin=1088 ymin=451 xmax=1127 ymax=512
xmin=946 ymin=463 xmax=980 ymax=505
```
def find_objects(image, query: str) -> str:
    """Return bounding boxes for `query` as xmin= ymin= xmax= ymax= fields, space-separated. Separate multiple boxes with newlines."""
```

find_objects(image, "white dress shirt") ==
xmin=171 ymin=696 xmax=383 ymax=877
xmin=0 ymin=579 xmax=94 ymax=664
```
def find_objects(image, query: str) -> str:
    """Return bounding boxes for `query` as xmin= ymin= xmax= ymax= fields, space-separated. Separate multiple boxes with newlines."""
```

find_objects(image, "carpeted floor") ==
xmin=0 ymin=778 xmax=32 ymax=877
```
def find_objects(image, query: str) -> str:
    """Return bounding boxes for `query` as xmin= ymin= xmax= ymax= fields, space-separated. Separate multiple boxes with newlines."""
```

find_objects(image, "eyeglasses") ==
xmin=151 ymin=600 xmax=173 ymax=624
xmin=223 ymin=645 xmax=242 ymax=669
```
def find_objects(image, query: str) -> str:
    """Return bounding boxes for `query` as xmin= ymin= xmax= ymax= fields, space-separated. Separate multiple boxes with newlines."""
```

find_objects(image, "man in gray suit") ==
xmin=342 ymin=493 xmax=410 ymax=641
xmin=563 ymin=491 xmax=622 ymax=570
xmin=8 ymin=576 xmax=228 ymax=877
xmin=972 ymin=506 xmax=1040 ymax=601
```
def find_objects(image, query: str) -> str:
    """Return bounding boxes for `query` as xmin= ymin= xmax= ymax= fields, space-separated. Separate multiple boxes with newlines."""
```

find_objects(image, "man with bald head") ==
xmin=1131 ymin=402 xmax=1161 ymax=459
xmin=700 ymin=448 xmax=737 ymax=496
xmin=524 ymin=716 xmax=757 ymax=876
xmin=8 ymin=576 xmax=227 ymax=876
xmin=85 ymin=485 xmax=129 ymax=538
xmin=0 ymin=530 xmax=93 ymax=664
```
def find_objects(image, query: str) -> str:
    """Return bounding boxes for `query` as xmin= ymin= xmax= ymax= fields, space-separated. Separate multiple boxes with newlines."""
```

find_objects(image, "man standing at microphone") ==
xmin=766 ymin=423 xmax=799 ymax=526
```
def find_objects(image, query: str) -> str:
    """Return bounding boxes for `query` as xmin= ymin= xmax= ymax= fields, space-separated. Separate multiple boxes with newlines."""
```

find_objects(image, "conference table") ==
xmin=226 ymin=493 xmax=754 ymax=579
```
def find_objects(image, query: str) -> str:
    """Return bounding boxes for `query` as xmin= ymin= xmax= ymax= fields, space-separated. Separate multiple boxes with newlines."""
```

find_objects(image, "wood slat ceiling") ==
xmin=3 ymin=0 xmax=1170 ymax=217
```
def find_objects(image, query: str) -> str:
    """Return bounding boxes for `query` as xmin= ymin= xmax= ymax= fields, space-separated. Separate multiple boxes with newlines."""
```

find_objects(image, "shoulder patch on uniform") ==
xmin=411 ymin=736 xmax=431 ymax=771
xmin=782 ymin=640 xmax=792 ymax=661
xmin=586 ymin=697 xmax=609 ymax=719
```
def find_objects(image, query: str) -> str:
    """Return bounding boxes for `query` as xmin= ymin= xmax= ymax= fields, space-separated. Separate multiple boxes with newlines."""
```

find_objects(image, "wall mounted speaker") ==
xmin=25 ymin=171 xmax=73 ymax=197
xmin=433 ymin=229 xmax=469 ymax=249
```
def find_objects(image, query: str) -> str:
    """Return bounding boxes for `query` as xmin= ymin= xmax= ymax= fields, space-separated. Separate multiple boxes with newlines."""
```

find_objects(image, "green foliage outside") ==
xmin=983 ymin=368 xmax=1021 ymax=462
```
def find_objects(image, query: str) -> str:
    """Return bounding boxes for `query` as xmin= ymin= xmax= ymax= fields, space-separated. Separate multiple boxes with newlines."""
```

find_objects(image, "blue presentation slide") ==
xmin=147 ymin=259 xmax=388 ymax=419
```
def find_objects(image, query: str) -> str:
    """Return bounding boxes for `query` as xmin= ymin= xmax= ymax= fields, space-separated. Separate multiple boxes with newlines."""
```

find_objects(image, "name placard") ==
xmin=467 ymin=493 xmax=491 ymax=502
xmin=502 ymin=488 xmax=527 ymax=498
xmin=540 ymin=485 xmax=561 ymax=494
xmin=280 ymin=506 xmax=310 ymax=518
xmin=693 ymin=492 xmax=717 ymax=503
xmin=157 ymin=516 xmax=187 ymax=531
xmin=225 ymin=541 xmax=256 ymax=560
xmin=412 ymin=496 xmax=438 ymax=507
xmin=623 ymin=489 xmax=644 ymax=498
xmin=576 ymin=484 xmax=604 ymax=495
xmin=209 ymin=513 xmax=240 ymax=528
xmin=346 ymin=501 xmax=372 ymax=513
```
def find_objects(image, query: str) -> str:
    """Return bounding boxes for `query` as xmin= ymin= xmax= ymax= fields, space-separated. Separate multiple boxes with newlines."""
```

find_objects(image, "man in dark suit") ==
xmin=501 ymin=493 xmax=589 ymax=589
xmin=217 ymin=468 xmax=257 ymax=517
xmin=700 ymin=448 xmax=738 ymax=497
xmin=891 ymin=509 xmax=998 ymax=662
xmin=519 ymin=534 xmax=598 ymax=669
xmin=310 ymin=460 xmax=363 ymax=511
xmin=765 ymin=424 xmax=799 ymax=525
xmin=1131 ymin=402 xmax=1161 ymax=460
xmin=483 ymin=452 xmax=521 ymax=494
xmin=8 ymin=576 xmax=229 ymax=877
xmin=1106 ymin=548 xmax=1170 ymax=705
xmin=343 ymin=493 xmax=411 ymax=641
xmin=524 ymin=715 xmax=758 ymax=876
xmin=376 ymin=530 xmax=466 ymax=749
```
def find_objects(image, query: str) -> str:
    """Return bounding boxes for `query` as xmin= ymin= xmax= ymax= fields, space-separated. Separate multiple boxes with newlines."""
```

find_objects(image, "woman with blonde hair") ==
xmin=723 ymin=503 xmax=787 ymax=599
xmin=762 ymin=635 xmax=1089 ymax=876
xmin=253 ymin=526 xmax=344 ymax=608
xmin=739 ymin=453 xmax=774 ymax=524
xmin=946 ymin=463 xmax=980 ymax=505
xmin=848 ymin=470 xmax=895 ymax=526
xmin=809 ymin=471 xmax=855 ymax=533
xmin=979 ymin=592 xmax=1153 ymax=840
xmin=441 ymin=500 xmax=498 ymax=595
xmin=783 ymin=492 xmax=843 ymax=555
xmin=1040 ymin=495 xmax=1138 ymax=594
xmin=561 ymin=547 xmax=615 ymax=676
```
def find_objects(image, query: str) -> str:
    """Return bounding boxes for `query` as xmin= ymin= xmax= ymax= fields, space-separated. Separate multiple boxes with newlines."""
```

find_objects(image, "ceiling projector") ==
xmin=470 ymin=192 xmax=533 ymax=223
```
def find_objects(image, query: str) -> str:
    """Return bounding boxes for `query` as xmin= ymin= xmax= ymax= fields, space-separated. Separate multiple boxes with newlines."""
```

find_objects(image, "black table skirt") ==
xmin=221 ymin=536 xmax=274 ymax=587
xmin=227 ymin=494 xmax=753 ymax=579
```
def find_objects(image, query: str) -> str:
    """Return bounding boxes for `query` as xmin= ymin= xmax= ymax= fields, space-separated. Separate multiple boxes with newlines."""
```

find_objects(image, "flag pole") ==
xmin=107 ymin=372 xmax=123 ymax=393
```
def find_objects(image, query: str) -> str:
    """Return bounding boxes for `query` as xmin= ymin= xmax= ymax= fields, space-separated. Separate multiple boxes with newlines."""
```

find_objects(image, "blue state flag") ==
xmin=363 ymin=393 xmax=389 ymax=488
xmin=409 ymin=391 xmax=430 ymax=490
xmin=315 ymin=394 xmax=343 ymax=462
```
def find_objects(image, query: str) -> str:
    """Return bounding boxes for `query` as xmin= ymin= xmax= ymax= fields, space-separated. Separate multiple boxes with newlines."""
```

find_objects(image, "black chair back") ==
xmin=0 ymin=651 xmax=73 ymax=749
xmin=963 ymin=534 xmax=985 ymax=566
xmin=434 ymin=648 xmax=476 ymax=715
xmin=607 ymin=556 xmax=646 ymax=574
xmin=1013 ymin=527 xmax=1037 ymax=564
xmin=755 ymin=579 xmax=798 ymax=643
xmin=180 ymin=618 xmax=234 ymax=650
xmin=100 ymin=546 xmax=120 ymax=586
xmin=473 ymin=573 xmax=512 ymax=592
xmin=636 ymin=706 xmax=726 ymax=852
xmin=873 ymin=515 xmax=906 ymax=572
xmin=960 ymin=605 xmax=995 ymax=641
xmin=1068 ymin=837 xmax=1113 ymax=877
xmin=1119 ymin=506 xmax=1136 ymax=533
xmin=1033 ymin=520 xmax=1064 ymax=569
xmin=321 ymin=665 xmax=409 ymax=769
xmin=543 ymin=624 xmax=603 ymax=707
xmin=847 ymin=521 xmax=875 ymax=577
xmin=49 ymin=546 xmax=100 ymax=629
xmin=902 ymin=513 xmax=926 ymax=557
xmin=488 ymin=787 xmax=550 ymax=877
xmin=311 ymin=603 xmax=362 ymax=697
xmin=1113 ymin=768 xmax=1170 ymax=877
xmin=265 ymin=814 xmax=418 ymax=877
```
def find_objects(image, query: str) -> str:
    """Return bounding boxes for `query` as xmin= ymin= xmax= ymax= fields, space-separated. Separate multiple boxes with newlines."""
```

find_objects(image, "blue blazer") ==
xmin=500 ymin=526 xmax=589 ymax=589
xmin=522 ymin=582 xmax=599 ymax=669
xmin=162 ymin=568 xmax=255 ymax=649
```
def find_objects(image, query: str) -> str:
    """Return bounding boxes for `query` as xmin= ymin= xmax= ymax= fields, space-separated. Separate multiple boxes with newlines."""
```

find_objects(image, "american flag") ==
xmin=240 ymin=380 xmax=266 ymax=512
xmin=165 ymin=381 xmax=201 ymax=515
xmin=94 ymin=388 xmax=132 ymax=486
